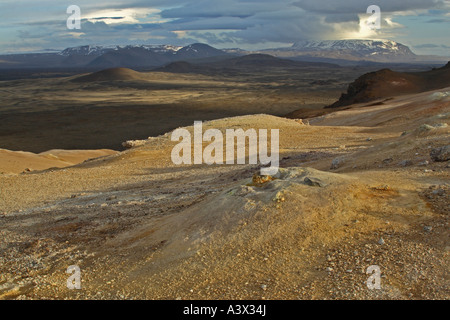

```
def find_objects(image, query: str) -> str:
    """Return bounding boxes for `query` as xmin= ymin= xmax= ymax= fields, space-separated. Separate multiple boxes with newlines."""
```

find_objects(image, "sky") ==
xmin=0 ymin=0 xmax=449 ymax=55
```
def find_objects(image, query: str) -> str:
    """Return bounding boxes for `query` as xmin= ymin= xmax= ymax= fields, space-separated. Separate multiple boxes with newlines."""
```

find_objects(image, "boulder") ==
xmin=430 ymin=145 xmax=450 ymax=162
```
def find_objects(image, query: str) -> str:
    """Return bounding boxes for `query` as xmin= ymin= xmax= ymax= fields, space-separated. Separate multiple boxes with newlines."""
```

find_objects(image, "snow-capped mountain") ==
xmin=175 ymin=43 xmax=227 ymax=58
xmin=59 ymin=44 xmax=183 ymax=57
xmin=291 ymin=40 xmax=415 ymax=57
xmin=59 ymin=45 xmax=114 ymax=56
xmin=53 ymin=43 xmax=228 ymax=68
xmin=260 ymin=39 xmax=419 ymax=63
xmin=0 ymin=40 xmax=447 ymax=72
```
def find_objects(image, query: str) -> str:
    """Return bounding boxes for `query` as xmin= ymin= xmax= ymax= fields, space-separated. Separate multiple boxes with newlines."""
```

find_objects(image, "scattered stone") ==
xmin=330 ymin=157 xmax=345 ymax=170
xmin=304 ymin=177 xmax=325 ymax=187
xmin=260 ymin=284 xmax=267 ymax=291
xmin=423 ymin=226 xmax=433 ymax=233
xmin=432 ymin=189 xmax=445 ymax=196
xmin=252 ymin=173 xmax=274 ymax=185
xmin=430 ymin=145 xmax=450 ymax=162
xmin=418 ymin=160 xmax=429 ymax=166
xmin=273 ymin=191 xmax=285 ymax=203
xmin=122 ymin=140 xmax=147 ymax=149
xmin=418 ymin=124 xmax=435 ymax=132
xmin=378 ymin=238 xmax=385 ymax=245
xmin=382 ymin=158 xmax=393 ymax=164
xmin=433 ymin=123 xmax=448 ymax=129
xmin=399 ymin=160 xmax=413 ymax=167
xmin=326 ymin=267 xmax=333 ymax=272
xmin=372 ymin=185 xmax=390 ymax=191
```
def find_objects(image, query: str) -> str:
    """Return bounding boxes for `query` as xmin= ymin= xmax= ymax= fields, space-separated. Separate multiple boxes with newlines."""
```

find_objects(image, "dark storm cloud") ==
xmin=156 ymin=1 xmax=337 ymax=44
xmin=91 ymin=17 xmax=125 ymax=21
xmin=164 ymin=17 xmax=253 ymax=31
xmin=293 ymin=0 xmax=447 ymax=14
xmin=160 ymin=0 xmax=277 ymax=19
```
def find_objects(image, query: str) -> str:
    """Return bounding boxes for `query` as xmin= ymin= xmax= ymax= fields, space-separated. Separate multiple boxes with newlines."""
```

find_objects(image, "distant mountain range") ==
xmin=58 ymin=44 xmax=183 ymax=57
xmin=257 ymin=40 xmax=447 ymax=64
xmin=0 ymin=40 xmax=448 ymax=71
xmin=154 ymin=54 xmax=338 ymax=74
xmin=0 ymin=43 xmax=229 ymax=70
xmin=290 ymin=39 xmax=415 ymax=61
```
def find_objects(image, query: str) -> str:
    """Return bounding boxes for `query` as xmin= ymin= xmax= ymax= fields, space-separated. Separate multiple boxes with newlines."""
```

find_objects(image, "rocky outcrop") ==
xmin=430 ymin=145 xmax=450 ymax=162
xmin=326 ymin=62 xmax=450 ymax=108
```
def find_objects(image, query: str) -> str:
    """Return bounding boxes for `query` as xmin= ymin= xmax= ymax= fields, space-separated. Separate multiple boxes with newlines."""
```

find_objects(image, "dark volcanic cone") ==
xmin=72 ymin=67 xmax=144 ymax=82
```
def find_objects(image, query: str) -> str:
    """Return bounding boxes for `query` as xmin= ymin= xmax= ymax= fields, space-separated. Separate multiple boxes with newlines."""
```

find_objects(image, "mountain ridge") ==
xmin=326 ymin=61 xmax=450 ymax=108
xmin=259 ymin=39 xmax=442 ymax=63
xmin=155 ymin=53 xmax=339 ymax=74
xmin=0 ymin=40 xmax=448 ymax=71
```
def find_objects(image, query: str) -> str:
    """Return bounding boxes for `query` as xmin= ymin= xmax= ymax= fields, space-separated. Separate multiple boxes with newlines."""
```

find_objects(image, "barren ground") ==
xmin=0 ymin=75 xmax=448 ymax=300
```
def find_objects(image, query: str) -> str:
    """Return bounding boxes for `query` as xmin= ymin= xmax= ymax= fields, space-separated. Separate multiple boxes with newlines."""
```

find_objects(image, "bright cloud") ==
xmin=83 ymin=8 xmax=163 ymax=24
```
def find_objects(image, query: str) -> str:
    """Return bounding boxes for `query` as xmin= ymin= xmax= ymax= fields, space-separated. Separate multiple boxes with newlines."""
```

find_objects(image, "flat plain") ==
xmin=0 ymin=65 xmax=388 ymax=153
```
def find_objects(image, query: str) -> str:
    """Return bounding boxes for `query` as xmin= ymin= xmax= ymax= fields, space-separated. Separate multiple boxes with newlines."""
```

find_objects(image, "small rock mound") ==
xmin=250 ymin=173 xmax=276 ymax=186
xmin=330 ymin=157 xmax=345 ymax=170
xmin=430 ymin=145 xmax=450 ymax=162
xmin=294 ymin=119 xmax=310 ymax=125
xmin=122 ymin=139 xmax=147 ymax=149
xmin=72 ymin=68 xmax=145 ymax=82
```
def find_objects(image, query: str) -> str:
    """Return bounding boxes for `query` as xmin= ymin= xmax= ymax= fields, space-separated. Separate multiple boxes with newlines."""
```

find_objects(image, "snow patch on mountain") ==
xmin=291 ymin=40 xmax=415 ymax=57
xmin=59 ymin=44 xmax=183 ymax=56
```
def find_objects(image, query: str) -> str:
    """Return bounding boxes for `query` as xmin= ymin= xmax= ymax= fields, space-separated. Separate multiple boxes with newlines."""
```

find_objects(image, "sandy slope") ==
xmin=0 ymin=88 xmax=448 ymax=300
xmin=0 ymin=149 xmax=118 ymax=174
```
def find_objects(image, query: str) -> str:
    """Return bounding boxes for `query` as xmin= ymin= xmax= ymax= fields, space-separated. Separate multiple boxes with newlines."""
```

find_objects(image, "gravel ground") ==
xmin=0 ymin=90 xmax=449 ymax=300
